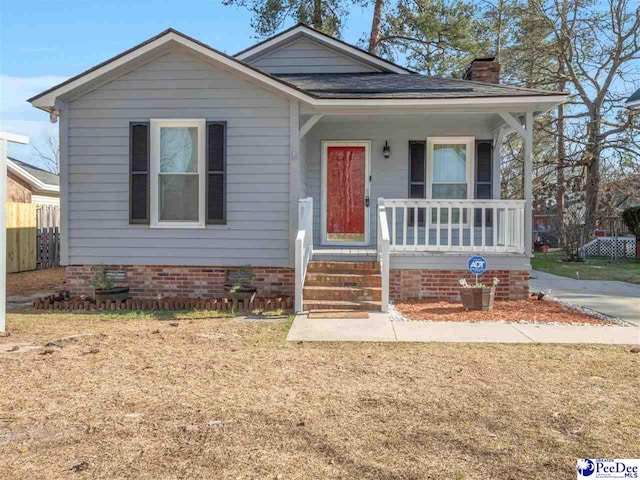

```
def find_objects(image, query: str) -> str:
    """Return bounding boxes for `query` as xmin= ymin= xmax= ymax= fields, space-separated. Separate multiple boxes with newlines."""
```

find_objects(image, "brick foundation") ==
xmin=66 ymin=265 xmax=294 ymax=299
xmin=390 ymin=269 xmax=529 ymax=301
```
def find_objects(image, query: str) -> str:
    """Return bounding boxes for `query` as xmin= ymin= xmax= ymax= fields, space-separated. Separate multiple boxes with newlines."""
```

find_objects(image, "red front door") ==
xmin=325 ymin=145 xmax=367 ymax=243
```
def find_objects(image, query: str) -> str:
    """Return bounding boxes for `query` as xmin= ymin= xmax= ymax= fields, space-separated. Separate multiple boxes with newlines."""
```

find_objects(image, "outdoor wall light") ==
xmin=383 ymin=141 xmax=391 ymax=159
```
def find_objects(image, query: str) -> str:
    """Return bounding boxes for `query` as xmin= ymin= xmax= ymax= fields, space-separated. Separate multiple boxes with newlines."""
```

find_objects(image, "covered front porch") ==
xmin=291 ymin=108 xmax=540 ymax=313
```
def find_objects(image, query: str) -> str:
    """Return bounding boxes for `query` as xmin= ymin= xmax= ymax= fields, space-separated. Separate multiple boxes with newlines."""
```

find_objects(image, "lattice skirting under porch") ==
xmin=581 ymin=237 xmax=636 ymax=258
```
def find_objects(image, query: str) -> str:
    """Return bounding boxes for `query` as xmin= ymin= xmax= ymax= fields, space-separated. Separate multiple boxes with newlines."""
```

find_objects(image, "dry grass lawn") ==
xmin=1 ymin=310 xmax=639 ymax=479
xmin=6 ymin=267 xmax=65 ymax=297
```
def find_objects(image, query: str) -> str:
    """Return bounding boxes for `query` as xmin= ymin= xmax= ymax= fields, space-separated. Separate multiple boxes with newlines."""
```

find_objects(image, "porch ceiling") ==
xmin=298 ymin=93 xmax=564 ymax=116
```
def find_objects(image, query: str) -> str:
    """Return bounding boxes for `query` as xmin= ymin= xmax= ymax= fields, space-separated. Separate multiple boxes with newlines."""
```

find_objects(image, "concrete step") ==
xmin=305 ymin=272 xmax=382 ymax=288
xmin=302 ymin=299 xmax=382 ymax=311
xmin=303 ymin=285 xmax=382 ymax=302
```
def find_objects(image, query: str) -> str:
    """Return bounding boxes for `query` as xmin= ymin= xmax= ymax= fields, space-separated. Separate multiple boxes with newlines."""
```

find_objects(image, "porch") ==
xmin=291 ymin=110 xmax=537 ymax=313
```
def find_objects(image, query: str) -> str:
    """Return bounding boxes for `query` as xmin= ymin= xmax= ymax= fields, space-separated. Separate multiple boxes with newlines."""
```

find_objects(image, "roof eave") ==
xmin=7 ymin=159 xmax=60 ymax=192
xmin=626 ymin=98 xmax=640 ymax=109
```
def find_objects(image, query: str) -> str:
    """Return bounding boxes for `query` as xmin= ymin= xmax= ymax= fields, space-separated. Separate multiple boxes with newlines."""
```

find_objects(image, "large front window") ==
xmin=150 ymin=120 xmax=206 ymax=228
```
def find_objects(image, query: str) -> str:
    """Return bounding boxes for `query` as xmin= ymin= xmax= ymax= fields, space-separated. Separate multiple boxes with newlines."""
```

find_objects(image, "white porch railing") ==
xmin=381 ymin=199 xmax=526 ymax=254
xmin=377 ymin=199 xmax=390 ymax=313
xmin=295 ymin=197 xmax=314 ymax=313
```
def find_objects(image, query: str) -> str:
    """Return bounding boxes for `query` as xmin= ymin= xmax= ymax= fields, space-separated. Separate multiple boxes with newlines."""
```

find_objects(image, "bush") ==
xmin=622 ymin=207 xmax=640 ymax=238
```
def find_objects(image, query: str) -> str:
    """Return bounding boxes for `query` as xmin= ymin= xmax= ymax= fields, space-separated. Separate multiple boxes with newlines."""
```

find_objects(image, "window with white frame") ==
xmin=150 ymin=119 xmax=206 ymax=228
xmin=427 ymin=137 xmax=474 ymax=199
xmin=427 ymin=137 xmax=474 ymax=224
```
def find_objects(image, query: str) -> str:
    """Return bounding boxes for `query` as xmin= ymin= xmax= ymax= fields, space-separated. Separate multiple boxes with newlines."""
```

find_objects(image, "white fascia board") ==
xmin=627 ymin=99 xmax=640 ymax=109
xmin=236 ymin=25 xmax=410 ymax=74
xmin=7 ymin=159 xmax=60 ymax=192
xmin=309 ymin=94 xmax=567 ymax=108
xmin=0 ymin=132 xmax=29 ymax=144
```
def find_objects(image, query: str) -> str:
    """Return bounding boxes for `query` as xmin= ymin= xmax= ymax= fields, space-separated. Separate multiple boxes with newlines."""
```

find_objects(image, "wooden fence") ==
xmin=6 ymin=202 xmax=61 ymax=273
xmin=6 ymin=202 xmax=37 ymax=273
xmin=37 ymin=227 xmax=60 ymax=269
xmin=37 ymin=205 xmax=60 ymax=229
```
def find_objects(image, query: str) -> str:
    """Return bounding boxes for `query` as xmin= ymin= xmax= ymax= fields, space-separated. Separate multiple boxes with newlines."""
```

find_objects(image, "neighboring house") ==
xmin=7 ymin=157 xmax=60 ymax=206
xmin=626 ymin=88 xmax=640 ymax=109
xmin=28 ymin=24 xmax=566 ymax=312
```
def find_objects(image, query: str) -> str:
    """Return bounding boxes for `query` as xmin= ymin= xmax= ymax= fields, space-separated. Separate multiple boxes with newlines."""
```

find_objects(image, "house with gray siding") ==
xmin=28 ymin=24 xmax=567 ymax=312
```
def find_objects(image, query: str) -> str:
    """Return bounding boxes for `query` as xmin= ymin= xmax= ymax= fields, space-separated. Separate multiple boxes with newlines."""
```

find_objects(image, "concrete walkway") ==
xmin=287 ymin=313 xmax=640 ymax=345
xmin=530 ymin=271 xmax=640 ymax=326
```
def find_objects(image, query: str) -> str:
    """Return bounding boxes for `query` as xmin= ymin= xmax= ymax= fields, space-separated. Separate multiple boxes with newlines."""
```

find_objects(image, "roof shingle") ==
xmin=276 ymin=73 xmax=563 ymax=99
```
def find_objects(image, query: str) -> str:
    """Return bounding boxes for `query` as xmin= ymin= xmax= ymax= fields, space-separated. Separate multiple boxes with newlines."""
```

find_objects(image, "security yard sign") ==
xmin=468 ymin=256 xmax=487 ymax=275
xmin=467 ymin=255 xmax=487 ymax=284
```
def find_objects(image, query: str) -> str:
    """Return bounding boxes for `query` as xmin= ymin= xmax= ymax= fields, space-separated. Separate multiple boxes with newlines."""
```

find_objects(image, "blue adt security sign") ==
xmin=468 ymin=256 xmax=487 ymax=275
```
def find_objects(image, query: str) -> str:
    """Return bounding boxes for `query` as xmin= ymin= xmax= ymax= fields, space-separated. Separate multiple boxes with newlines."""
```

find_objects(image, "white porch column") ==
xmin=492 ymin=127 xmax=506 ymax=200
xmin=524 ymin=112 xmax=533 ymax=256
xmin=0 ymin=132 xmax=29 ymax=333
xmin=288 ymin=100 xmax=300 ymax=267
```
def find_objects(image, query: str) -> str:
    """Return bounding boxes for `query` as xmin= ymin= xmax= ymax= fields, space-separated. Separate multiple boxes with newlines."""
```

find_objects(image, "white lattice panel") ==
xmin=581 ymin=237 xmax=636 ymax=258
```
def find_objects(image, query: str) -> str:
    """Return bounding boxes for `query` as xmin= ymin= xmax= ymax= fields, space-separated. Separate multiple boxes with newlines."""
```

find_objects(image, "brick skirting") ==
xmin=390 ymin=269 xmax=529 ymax=301
xmin=66 ymin=265 xmax=294 ymax=299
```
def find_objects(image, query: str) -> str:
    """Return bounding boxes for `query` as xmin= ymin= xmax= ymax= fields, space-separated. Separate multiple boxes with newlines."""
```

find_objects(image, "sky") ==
xmin=0 ymin=0 xmax=374 ymax=168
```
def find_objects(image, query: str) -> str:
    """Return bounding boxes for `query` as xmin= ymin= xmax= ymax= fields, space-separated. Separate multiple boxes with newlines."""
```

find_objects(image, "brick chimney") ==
xmin=464 ymin=56 xmax=500 ymax=84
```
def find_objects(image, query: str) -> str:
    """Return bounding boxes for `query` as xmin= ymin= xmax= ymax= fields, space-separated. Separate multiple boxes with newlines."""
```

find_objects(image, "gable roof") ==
xmin=29 ymin=27 xmax=566 ymax=111
xmin=28 ymin=28 xmax=312 ymax=110
xmin=7 ymin=157 xmax=59 ymax=192
xmin=277 ymin=73 xmax=564 ymax=99
xmin=626 ymin=88 xmax=640 ymax=108
xmin=235 ymin=23 xmax=414 ymax=75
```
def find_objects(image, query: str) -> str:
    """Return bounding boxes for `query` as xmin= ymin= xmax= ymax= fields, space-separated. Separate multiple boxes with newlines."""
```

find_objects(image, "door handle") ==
xmin=365 ymin=196 xmax=370 ymax=207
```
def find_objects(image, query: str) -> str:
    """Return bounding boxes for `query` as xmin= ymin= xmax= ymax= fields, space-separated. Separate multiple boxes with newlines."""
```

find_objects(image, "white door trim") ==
xmin=321 ymin=140 xmax=371 ymax=246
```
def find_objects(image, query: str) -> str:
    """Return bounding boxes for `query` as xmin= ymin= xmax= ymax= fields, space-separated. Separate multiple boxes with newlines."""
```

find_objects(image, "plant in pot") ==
xmin=224 ymin=265 xmax=257 ymax=301
xmin=458 ymin=277 xmax=499 ymax=311
xmin=91 ymin=265 xmax=130 ymax=302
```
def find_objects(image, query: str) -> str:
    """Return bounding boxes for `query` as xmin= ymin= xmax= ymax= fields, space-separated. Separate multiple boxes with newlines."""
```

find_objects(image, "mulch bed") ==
xmin=6 ymin=267 xmax=65 ymax=297
xmin=394 ymin=297 xmax=613 ymax=325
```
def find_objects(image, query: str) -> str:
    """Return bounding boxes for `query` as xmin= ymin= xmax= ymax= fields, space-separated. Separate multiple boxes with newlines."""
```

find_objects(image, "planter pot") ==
xmin=460 ymin=287 xmax=495 ymax=311
xmin=94 ymin=287 xmax=129 ymax=303
xmin=224 ymin=284 xmax=257 ymax=302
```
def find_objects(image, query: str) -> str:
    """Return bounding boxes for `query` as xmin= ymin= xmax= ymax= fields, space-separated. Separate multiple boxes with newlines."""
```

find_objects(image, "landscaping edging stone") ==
xmin=33 ymin=291 xmax=293 ymax=313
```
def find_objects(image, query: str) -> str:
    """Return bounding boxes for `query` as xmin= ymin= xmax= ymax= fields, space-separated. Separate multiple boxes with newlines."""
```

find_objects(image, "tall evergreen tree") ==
xmin=375 ymin=0 xmax=492 ymax=76
xmin=222 ymin=0 xmax=348 ymax=37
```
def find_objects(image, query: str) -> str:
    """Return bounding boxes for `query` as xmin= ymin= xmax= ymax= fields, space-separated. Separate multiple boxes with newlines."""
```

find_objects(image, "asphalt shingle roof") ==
xmin=9 ymin=157 xmax=59 ymax=187
xmin=276 ymin=73 xmax=563 ymax=99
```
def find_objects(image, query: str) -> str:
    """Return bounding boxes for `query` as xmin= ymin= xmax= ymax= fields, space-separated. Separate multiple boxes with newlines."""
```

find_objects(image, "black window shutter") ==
xmin=408 ymin=141 xmax=426 ymax=226
xmin=129 ymin=122 xmax=150 ymax=224
xmin=206 ymin=121 xmax=226 ymax=224
xmin=475 ymin=140 xmax=493 ymax=226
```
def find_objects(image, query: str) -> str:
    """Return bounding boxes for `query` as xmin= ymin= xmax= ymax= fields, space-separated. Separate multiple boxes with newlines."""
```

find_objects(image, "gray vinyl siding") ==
xmin=247 ymin=36 xmax=380 ymax=74
xmin=303 ymin=115 xmax=498 ymax=248
xmin=66 ymin=50 xmax=291 ymax=267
